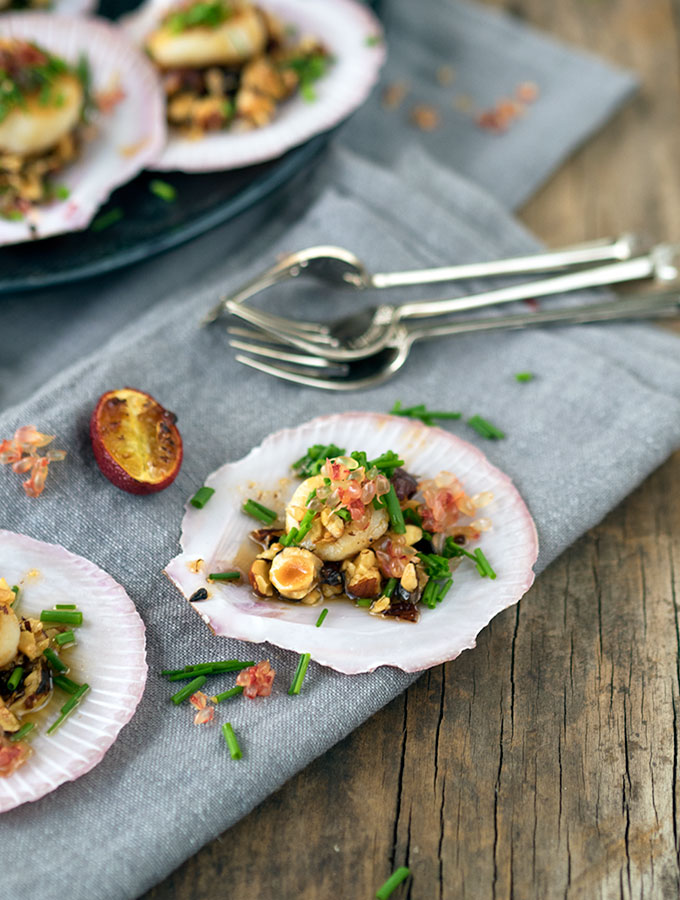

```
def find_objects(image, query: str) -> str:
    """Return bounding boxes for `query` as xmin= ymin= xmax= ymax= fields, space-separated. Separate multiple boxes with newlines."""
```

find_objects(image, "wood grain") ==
xmin=142 ymin=2 xmax=680 ymax=897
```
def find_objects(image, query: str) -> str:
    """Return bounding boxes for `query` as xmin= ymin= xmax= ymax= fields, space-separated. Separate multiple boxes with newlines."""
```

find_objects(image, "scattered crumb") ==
xmin=516 ymin=81 xmax=539 ymax=103
xmin=410 ymin=104 xmax=441 ymax=131
xmin=436 ymin=65 xmax=456 ymax=86
xmin=382 ymin=81 xmax=408 ymax=110
xmin=475 ymin=82 xmax=540 ymax=134
xmin=188 ymin=559 xmax=204 ymax=573
xmin=119 ymin=138 xmax=150 ymax=158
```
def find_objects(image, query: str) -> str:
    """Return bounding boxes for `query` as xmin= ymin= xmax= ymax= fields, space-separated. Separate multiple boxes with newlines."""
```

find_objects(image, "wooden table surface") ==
xmin=144 ymin=2 xmax=680 ymax=897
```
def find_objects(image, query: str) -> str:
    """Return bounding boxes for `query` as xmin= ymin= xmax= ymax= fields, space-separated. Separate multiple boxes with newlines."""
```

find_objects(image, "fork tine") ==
xmin=228 ymin=338 xmax=343 ymax=370
xmin=235 ymin=354 xmax=360 ymax=391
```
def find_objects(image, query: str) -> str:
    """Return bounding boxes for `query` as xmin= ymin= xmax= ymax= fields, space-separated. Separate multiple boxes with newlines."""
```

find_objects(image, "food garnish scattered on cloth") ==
xmin=0 ymin=425 xmax=66 ymax=497
xmin=0 ymin=531 xmax=147 ymax=812
xmin=90 ymin=387 xmax=183 ymax=494
xmin=165 ymin=413 xmax=538 ymax=674
xmin=145 ymin=0 xmax=329 ymax=137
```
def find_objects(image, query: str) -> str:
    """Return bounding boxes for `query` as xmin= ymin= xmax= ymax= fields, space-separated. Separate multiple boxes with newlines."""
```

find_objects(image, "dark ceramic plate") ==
xmin=0 ymin=0 xmax=378 ymax=294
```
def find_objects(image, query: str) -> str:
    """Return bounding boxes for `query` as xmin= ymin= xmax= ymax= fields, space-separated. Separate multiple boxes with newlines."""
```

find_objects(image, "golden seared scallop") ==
xmin=269 ymin=547 xmax=322 ymax=600
xmin=0 ymin=605 xmax=20 ymax=669
xmin=0 ymin=72 xmax=83 ymax=156
xmin=146 ymin=2 xmax=267 ymax=69
xmin=285 ymin=475 xmax=390 ymax=562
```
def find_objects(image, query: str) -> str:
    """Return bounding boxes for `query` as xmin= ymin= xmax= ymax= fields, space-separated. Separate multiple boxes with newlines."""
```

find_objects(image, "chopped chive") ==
xmin=43 ymin=648 xmax=68 ymax=674
xmin=403 ymin=508 xmax=422 ymax=526
xmin=165 ymin=660 xmax=255 ymax=680
xmin=11 ymin=586 xmax=19 ymax=594
xmin=421 ymin=579 xmax=439 ymax=609
xmin=53 ymin=675 xmax=81 ymax=694
xmin=417 ymin=552 xmax=452 ymax=579
xmin=376 ymin=866 xmax=411 ymax=899
xmin=7 ymin=666 xmax=23 ymax=692
xmin=356 ymin=598 xmax=372 ymax=607
xmin=474 ymin=548 xmax=497 ymax=579
xmin=222 ymin=722 xmax=242 ymax=759
xmin=91 ymin=207 xmax=123 ymax=232
xmin=10 ymin=586 xmax=19 ymax=608
xmin=47 ymin=683 xmax=90 ymax=734
xmin=336 ymin=508 xmax=351 ymax=521
xmin=54 ymin=631 xmax=76 ymax=647
xmin=383 ymin=577 xmax=397 ymax=598
xmin=171 ymin=675 xmax=206 ymax=704
xmin=288 ymin=652 xmax=311 ymax=695
xmin=212 ymin=685 xmax=244 ymax=703
xmin=306 ymin=489 xmax=317 ymax=504
xmin=437 ymin=577 xmax=453 ymax=603
xmin=365 ymin=34 xmax=382 ymax=46
xmin=242 ymin=499 xmax=278 ymax=525
xmin=190 ymin=486 xmax=215 ymax=509
xmin=279 ymin=528 xmax=298 ymax=547
xmin=315 ymin=608 xmax=328 ymax=628
xmin=149 ymin=179 xmax=176 ymax=202
xmin=208 ymin=571 xmax=241 ymax=582
xmin=54 ymin=185 xmax=70 ymax=200
xmin=9 ymin=722 xmax=35 ymax=742
xmin=514 ymin=372 xmax=534 ymax=382
xmin=55 ymin=604 xmax=77 ymax=610
xmin=467 ymin=415 xmax=505 ymax=440
xmin=291 ymin=509 xmax=317 ymax=544
xmin=384 ymin=484 xmax=406 ymax=534
xmin=40 ymin=609 xmax=83 ymax=626
xmin=390 ymin=401 xmax=461 ymax=425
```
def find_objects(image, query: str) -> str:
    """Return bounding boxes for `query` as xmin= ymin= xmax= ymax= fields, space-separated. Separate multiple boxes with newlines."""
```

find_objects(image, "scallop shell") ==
xmin=52 ymin=0 xmax=97 ymax=15
xmin=0 ymin=531 xmax=147 ymax=813
xmin=0 ymin=13 xmax=166 ymax=245
xmin=165 ymin=413 xmax=538 ymax=674
xmin=123 ymin=0 xmax=385 ymax=172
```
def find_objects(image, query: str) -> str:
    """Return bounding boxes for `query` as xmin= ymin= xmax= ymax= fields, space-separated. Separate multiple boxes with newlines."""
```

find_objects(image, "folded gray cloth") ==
xmin=1 ymin=144 xmax=680 ymax=900
xmin=0 ymin=0 xmax=637 ymax=416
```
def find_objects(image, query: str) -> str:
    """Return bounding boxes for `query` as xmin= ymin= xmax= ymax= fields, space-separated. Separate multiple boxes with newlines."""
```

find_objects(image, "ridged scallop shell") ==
xmin=0 ymin=531 xmax=147 ymax=813
xmin=0 ymin=13 xmax=166 ymax=245
xmin=165 ymin=413 xmax=538 ymax=674
xmin=52 ymin=0 xmax=97 ymax=15
xmin=123 ymin=0 xmax=385 ymax=172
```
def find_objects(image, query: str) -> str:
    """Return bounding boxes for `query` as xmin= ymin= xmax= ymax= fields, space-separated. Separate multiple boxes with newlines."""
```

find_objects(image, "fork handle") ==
xmin=407 ymin=290 xmax=680 ymax=343
xmin=370 ymin=234 xmax=639 ymax=289
xmin=396 ymin=247 xmax=678 ymax=321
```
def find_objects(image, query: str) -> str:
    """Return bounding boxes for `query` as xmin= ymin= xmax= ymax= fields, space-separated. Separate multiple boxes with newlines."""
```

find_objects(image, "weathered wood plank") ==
xmin=143 ymin=2 xmax=680 ymax=897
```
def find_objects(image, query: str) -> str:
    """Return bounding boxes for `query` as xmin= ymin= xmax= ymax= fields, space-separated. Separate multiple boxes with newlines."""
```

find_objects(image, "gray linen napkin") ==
xmin=1 ymin=145 xmax=680 ymax=900
xmin=0 ymin=0 xmax=637 ymax=416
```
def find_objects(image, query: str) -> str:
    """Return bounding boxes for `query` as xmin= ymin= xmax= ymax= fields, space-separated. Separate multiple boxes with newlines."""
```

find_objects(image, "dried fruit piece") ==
xmin=90 ymin=388 xmax=183 ymax=495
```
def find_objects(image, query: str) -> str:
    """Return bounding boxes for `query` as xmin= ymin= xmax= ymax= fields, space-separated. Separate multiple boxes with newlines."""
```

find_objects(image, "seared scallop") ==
xmin=269 ymin=547 xmax=322 ymax=600
xmin=0 ymin=72 xmax=83 ymax=156
xmin=0 ymin=605 xmax=20 ymax=669
xmin=146 ymin=4 xmax=267 ymax=69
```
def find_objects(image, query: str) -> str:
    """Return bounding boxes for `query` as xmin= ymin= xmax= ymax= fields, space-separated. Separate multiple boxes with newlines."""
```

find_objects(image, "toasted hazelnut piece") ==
xmin=270 ymin=547 xmax=322 ymax=600
xmin=400 ymin=562 xmax=418 ymax=594
xmin=17 ymin=618 xmax=49 ymax=661
xmin=257 ymin=542 xmax=284 ymax=561
xmin=343 ymin=549 xmax=382 ymax=599
xmin=403 ymin=525 xmax=423 ymax=546
xmin=371 ymin=596 xmax=391 ymax=614
xmin=321 ymin=583 xmax=343 ymax=598
xmin=249 ymin=558 xmax=274 ymax=597
xmin=300 ymin=588 xmax=322 ymax=606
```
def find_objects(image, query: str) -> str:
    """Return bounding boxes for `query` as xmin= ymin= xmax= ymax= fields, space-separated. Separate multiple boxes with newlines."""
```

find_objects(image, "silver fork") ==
xmin=230 ymin=290 xmax=680 ymax=391
xmin=225 ymin=245 xmax=680 ymax=362
xmin=202 ymin=233 xmax=639 ymax=327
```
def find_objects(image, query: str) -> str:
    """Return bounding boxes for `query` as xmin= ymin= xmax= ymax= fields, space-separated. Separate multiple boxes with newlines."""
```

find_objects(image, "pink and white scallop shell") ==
xmin=0 ymin=531 xmax=147 ymax=813
xmin=165 ymin=413 xmax=539 ymax=675
xmin=123 ymin=0 xmax=385 ymax=172
xmin=0 ymin=13 xmax=166 ymax=245
xmin=51 ymin=0 xmax=98 ymax=14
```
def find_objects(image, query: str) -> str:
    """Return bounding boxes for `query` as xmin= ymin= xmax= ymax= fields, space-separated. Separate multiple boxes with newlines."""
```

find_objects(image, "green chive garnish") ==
xmin=171 ymin=675 xmax=206 ymax=704
xmin=212 ymin=685 xmax=244 ymax=703
xmin=287 ymin=509 xmax=317 ymax=545
xmin=166 ymin=660 xmax=255 ymax=681
xmin=7 ymin=666 xmax=23 ymax=691
xmin=375 ymin=866 xmax=411 ymax=899
xmin=9 ymin=722 xmax=35 ymax=742
xmin=467 ymin=415 xmax=506 ymax=440
xmin=149 ymin=179 xmax=176 ymax=202
xmin=390 ymin=401 xmax=461 ymax=426
xmin=222 ymin=722 xmax=242 ymax=759
xmin=190 ymin=486 xmax=215 ymax=509
xmin=53 ymin=675 xmax=81 ymax=695
xmin=47 ymin=683 xmax=90 ymax=734
xmin=10 ymin=586 xmax=19 ymax=607
xmin=437 ymin=577 xmax=453 ymax=603
xmin=421 ymin=579 xmax=439 ymax=609
xmin=403 ymin=508 xmax=422 ymax=526
xmin=54 ymin=185 xmax=70 ymax=200
xmin=514 ymin=372 xmax=534 ymax=382
xmin=242 ymin=499 xmax=278 ymax=525
xmin=336 ymin=508 xmax=351 ymax=521
xmin=474 ymin=548 xmax=497 ymax=579
xmin=279 ymin=528 xmax=298 ymax=547
xmin=384 ymin=484 xmax=406 ymax=534
xmin=54 ymin=630 xmax=76 ymax=647
xmin=208 ymin=572 xmax=241 ymax=582
xmin=315 ymin=608 xmax=328 ymax=628
xmin=43 ymin=648 xmax=68 ymax=674
xmin=55 ymin=604 xmax=77 ymax=610
xmin=91 ymin=207 xmax=123 ymax=232
xmin=40 ymin=609 xmax=83 ymax=626
xmin=356 ymin=598 xmax=372 ymax=607
xmin=288 ymin=652 xmax=311 ymax=695
xmin=383 ymin=578 xmax=398 ymax=598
